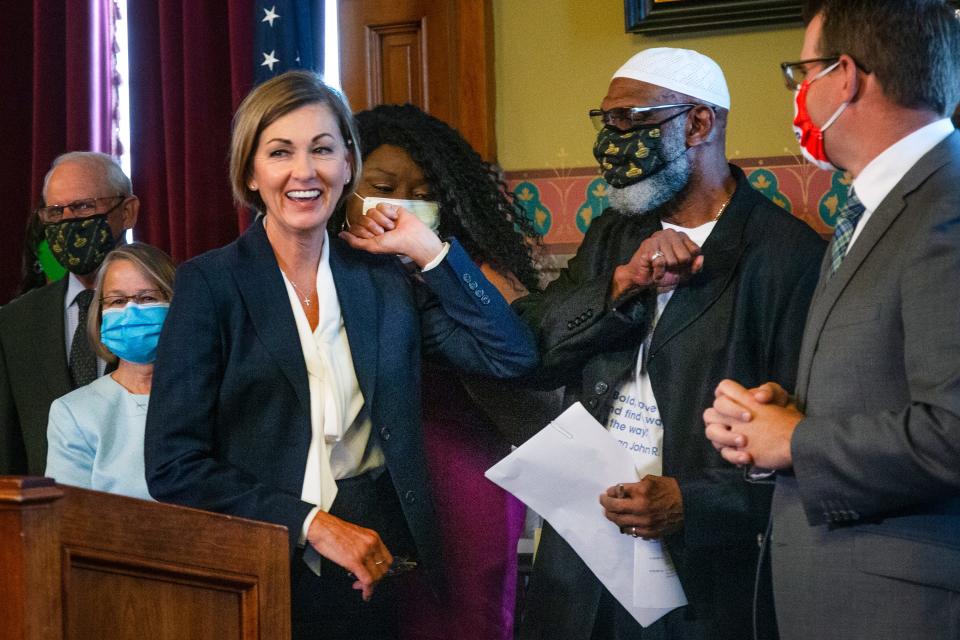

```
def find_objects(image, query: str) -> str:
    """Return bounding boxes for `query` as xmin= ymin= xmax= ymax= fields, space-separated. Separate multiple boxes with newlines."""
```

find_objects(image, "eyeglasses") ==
xmin=37 ymin=195 xmax=126 ymax=224
xmin=588 ymin=104 xmax=697 ymax=131
xmin=779 ymin=56 xmax=843 ymax=90
xmin=101 ymin=290 xmax=167 ymax=310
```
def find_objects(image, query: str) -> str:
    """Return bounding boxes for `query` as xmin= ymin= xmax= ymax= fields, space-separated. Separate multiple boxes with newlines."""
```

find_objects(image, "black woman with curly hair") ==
xmin=338 ymin=103 xmax=547 ymax=640
xmin=335 ymin=104 xmax=540 ymax=296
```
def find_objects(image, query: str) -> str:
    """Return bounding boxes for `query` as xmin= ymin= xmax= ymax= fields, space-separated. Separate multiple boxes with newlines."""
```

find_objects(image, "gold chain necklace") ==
xmin=714 ymin=192 xmax=735 ymax=221
xmin=285 ymin=274 xmax=313 ymax=307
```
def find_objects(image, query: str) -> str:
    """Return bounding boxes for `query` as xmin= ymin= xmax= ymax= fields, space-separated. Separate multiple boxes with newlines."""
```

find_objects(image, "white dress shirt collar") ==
xmin=65 ymin=272 xmax=88 ymax=311
xmin=852 ymin=118 xmax=954 ymax=213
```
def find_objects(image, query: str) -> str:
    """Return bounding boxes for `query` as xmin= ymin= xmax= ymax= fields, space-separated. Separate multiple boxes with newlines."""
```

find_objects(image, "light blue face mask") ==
xmin=100 ymin=302 xmax=170 ymax=364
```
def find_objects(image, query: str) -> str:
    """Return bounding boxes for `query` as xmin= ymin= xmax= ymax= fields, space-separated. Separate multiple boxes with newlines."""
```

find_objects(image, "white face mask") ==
xmin=354 ymin=193 xmax=440 ymax=233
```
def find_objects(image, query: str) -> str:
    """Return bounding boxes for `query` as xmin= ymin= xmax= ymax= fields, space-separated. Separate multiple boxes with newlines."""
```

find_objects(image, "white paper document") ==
xmin=485 ymin=402 xmax=687 ymax=627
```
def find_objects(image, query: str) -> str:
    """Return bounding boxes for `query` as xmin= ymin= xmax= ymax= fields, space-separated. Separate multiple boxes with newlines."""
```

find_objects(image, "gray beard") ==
xmin=607 ymin=150 xmax=692 ymax=217
xmin=609 ymin=107 xmax=693 ymax=216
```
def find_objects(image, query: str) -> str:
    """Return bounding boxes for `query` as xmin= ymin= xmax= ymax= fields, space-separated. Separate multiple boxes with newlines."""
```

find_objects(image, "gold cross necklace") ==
xmin=285 ymin=275 xmax=313 ymax=307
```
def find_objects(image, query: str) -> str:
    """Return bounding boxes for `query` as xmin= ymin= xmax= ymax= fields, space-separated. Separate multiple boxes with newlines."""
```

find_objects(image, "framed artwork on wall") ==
xmin=627 ymin=0 xmax=960 ymax=35
xmin=625 ymin=0 xmax=803 ymax=34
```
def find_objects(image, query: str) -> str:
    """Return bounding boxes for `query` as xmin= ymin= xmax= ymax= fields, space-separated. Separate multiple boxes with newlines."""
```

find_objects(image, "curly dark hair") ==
xmin=332 ymin=104 xmax=541 ymax=292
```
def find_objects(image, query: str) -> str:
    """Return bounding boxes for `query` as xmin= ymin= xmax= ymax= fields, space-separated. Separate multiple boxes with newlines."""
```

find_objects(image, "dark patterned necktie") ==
xmin=69 ymin=289 xmax=97 ymax=388
xmin=828 ymin=187 xmax=866 ymax=277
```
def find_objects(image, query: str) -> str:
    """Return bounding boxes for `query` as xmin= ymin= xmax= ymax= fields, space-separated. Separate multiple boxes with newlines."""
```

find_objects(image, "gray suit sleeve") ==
xmin=792 ymin=197 xmax=960 ymax=524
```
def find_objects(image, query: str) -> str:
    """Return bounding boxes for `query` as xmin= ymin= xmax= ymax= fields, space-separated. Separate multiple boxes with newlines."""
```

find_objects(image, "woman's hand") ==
xmin=305 ymin=510 xmax=393 ymax=600
xmin=339 ymin=203 xmax=444 ymax=268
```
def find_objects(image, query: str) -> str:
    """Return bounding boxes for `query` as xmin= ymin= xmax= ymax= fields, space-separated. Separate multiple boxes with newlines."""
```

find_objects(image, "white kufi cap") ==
xmin=612 ymin=47 xmax=730 ymax=110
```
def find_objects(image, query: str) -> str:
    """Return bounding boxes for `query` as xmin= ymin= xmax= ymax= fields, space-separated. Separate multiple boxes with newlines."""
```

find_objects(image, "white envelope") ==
xmin=485 ymin=402 xmax=686 ymax=627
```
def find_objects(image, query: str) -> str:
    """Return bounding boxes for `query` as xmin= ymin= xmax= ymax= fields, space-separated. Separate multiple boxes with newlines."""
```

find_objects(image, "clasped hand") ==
xmin=599 ymin=475 xmax=683 ymax=539
xmin=702 ymin=380 xmax=803 ymax=470
xmin=611 ymin=229 xmax=705 ymax=302
xmin=339 ymin=202 xmax=443 ymax=268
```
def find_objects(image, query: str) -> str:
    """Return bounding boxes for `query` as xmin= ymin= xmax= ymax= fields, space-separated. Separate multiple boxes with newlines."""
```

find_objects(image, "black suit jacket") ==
xmin=0 ymin=278 xmax=72 ymax=474
xmin=145 ymin=220 xmax=538 ymax=574
xmin=515 ymin=166 xmax=826 ymax=638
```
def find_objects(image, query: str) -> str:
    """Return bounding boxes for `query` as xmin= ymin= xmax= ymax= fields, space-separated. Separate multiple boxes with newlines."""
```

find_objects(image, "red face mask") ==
xmin=791 ymin=60 xmax=847 ymax=171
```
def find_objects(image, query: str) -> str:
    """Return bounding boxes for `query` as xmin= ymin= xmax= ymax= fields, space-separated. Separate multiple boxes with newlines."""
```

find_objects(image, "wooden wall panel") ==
xmin=453 ymin=0 xmax=496 ymax=161
xmin=367 ymin=22 xmax=425 ymax=106
xmin=66 ymin=563 xmax=243 ymax=640
xmin=339 ymin=0 xmax=496 ymax=160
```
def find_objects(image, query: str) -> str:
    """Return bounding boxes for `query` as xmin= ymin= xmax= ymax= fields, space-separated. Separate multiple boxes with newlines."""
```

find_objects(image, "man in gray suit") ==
xmin=705 ymin=1 xmax=960 ymax=638
xmin=0 ymin=152 xmax=138 ymax=475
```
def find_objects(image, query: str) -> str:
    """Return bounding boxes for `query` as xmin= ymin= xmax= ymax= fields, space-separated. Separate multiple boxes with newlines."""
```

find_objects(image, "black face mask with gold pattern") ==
xmin=44 ymin=214 xmax=117 ymax=276
xmin=592 ymin=111 xmax=689 ymax=189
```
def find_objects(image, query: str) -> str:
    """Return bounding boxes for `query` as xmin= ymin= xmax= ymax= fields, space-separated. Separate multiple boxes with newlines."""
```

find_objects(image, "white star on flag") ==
xmin=262 ymin=5 xmax=280 ymax=27
xmin=261 ymin=50 xmax=279 ymax=70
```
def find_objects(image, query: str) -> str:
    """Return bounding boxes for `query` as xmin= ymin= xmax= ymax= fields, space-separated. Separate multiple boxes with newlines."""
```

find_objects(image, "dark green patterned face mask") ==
xmin=592 ymin=110 xmax=689 ymax=189
xmin=44 ymin=214 xmax=117 ymax=276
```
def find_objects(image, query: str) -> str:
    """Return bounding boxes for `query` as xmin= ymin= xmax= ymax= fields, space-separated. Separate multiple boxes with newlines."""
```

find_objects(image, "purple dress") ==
xmin=398 ymin=365 xmax=525 ymax=640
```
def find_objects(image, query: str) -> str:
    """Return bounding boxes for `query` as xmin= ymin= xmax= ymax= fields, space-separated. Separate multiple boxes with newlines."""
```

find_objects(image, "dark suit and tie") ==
xmin=0 ymin=277 xmax=110 ymax=476
xmin=0 ymin=279 xmax=74 ymax=474
xmin=0 ymin=151 xmax=138 ymax=475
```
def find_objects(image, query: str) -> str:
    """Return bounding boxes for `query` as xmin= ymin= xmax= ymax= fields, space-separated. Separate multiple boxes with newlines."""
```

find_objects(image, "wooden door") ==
xmin=338 ymin=0 xmax=496 ymax=161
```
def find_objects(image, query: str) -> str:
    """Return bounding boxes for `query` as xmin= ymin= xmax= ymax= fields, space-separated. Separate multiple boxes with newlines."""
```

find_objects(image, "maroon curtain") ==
xmin=127 ymin=1 xmax=253 ymax=264
xmin=0 ymin=0 xmax=115 ymax=304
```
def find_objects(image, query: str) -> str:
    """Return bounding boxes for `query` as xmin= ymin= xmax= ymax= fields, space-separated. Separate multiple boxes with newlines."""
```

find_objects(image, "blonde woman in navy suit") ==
xmin=144 ymin=71 xmax=537 ymax=640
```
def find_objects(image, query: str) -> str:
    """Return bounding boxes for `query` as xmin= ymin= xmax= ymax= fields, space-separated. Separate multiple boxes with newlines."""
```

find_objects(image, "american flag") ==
xmin=253 ymin=1 xmax=323 ymax=85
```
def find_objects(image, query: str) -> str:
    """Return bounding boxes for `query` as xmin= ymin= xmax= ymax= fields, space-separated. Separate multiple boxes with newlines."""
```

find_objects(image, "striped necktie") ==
xmin=828 ymin=188 xmax=866 ymax=277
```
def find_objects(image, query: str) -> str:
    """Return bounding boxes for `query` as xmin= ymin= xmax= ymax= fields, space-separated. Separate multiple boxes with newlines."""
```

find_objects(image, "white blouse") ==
xmin=281 ymin=232 xmax=384 ymax=518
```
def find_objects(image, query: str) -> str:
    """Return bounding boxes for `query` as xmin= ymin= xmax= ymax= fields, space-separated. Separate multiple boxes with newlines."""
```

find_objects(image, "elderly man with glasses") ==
xmin=0 ymin=151 xmax=139 ymax=475
xmin=514 ymin=48 xmax=825 ymax=640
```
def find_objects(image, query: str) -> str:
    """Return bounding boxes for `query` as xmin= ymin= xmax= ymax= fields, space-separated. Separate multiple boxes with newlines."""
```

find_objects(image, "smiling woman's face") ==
xmin=250 ymin=102 xmax=352 ymax=236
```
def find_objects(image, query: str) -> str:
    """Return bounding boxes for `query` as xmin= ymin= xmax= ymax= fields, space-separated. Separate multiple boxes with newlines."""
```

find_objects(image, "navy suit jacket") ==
xmin=144 ymin=219 xmax=537 ymax=576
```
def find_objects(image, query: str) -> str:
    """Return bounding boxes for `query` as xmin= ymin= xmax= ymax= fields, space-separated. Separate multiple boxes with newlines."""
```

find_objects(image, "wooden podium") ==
xmin=0 ymin=477 xmax=290 ymax=640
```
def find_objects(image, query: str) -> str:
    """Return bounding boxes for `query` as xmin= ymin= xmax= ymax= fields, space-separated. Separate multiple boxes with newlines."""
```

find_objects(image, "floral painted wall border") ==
xmin=506 ymin=155 xmax=849 ymax=256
